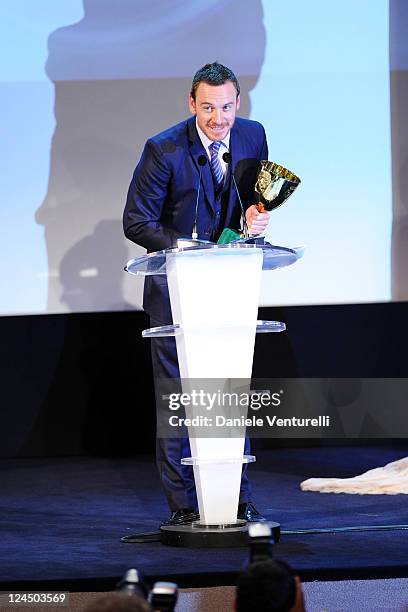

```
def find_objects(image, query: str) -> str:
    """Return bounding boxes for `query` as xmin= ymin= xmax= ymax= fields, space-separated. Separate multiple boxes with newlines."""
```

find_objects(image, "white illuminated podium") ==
xmin=126 ymin=238 xmax=302 ymax=546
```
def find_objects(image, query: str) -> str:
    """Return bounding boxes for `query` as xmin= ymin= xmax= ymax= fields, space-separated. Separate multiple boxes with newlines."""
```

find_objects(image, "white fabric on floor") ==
xmin=300 ymin=457 xmax=408 ymax=494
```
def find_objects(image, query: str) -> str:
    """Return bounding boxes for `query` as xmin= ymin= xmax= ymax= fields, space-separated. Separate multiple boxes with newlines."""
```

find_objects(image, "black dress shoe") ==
xmin=121 ymin=531 xmax=161 ymax=544
xmin=120 ymin=508 xmax=200 ymax=543
xmin=238 ymin=502 xmax=266 ymax=522
xmin=161 ymin=508 xmax=200 ymax=526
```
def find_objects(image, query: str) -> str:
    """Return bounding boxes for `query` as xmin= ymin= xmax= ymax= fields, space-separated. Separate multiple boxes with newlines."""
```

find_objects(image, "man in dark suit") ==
xmin=123 ymin=63 xmax=269 ymax=536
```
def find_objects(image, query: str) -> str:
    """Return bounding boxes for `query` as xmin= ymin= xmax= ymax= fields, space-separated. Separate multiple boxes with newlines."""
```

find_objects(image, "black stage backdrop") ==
xmin=1 ymin=302 xmax=407 ymax=458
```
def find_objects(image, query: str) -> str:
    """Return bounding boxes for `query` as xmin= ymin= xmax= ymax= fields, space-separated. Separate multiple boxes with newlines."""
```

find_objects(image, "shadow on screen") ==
xmin=390 ymin=0 xmax=408 ymax=300
xmin=60 ymin=220 xmax=133 ymax=312
xmin=35 ymin=0 xmax=266 ymax=314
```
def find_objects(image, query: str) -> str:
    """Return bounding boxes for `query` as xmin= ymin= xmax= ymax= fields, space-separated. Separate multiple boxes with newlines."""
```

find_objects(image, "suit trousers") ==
xmin=150 ymin=317 xmax=252 ymax=511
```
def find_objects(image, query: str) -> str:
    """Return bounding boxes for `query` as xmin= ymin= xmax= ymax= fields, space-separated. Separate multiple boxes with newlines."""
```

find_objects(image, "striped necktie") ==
xmin=209 ymin=141 xmax=224 ymax=186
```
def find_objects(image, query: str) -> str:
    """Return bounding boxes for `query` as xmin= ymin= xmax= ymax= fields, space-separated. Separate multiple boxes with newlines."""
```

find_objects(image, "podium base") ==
xmin=160 ymin=521 xmax=281 ymax=548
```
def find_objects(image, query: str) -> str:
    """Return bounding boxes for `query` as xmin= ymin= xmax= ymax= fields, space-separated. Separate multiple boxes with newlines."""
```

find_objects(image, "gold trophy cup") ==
xmin=255 ymin=161 xmax=301 ymax=213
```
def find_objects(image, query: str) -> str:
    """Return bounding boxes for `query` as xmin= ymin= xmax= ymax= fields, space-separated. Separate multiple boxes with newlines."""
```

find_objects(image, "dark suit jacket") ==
xmin=123 ymin=115 xmax=268 ymax=321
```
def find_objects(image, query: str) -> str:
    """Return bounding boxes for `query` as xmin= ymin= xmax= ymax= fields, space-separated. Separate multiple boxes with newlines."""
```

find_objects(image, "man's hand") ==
xmin=245 ymin=204 xmax=270 ymax=236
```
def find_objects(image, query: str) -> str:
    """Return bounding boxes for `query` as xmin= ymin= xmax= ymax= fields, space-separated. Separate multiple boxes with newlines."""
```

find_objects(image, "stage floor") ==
xmin=1 ymin=446 xmax=407 ymax=590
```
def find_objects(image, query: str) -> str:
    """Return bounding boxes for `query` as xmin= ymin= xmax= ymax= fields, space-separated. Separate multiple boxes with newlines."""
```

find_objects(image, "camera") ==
xmin=247 ymin=522 xmax=274 ymax=563
xmin=117 ymin=569 xmax=178 ymax=612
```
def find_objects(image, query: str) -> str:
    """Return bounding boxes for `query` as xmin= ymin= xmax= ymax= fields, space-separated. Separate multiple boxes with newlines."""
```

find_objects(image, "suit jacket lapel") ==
xmin=188 ymin=117 xmax=215 ymax=212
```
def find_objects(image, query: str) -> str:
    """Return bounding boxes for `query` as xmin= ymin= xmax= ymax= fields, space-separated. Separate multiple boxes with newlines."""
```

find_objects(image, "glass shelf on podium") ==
xmin=181 ymin=455 xmax=256 ymax=466
xmin=142 ymin=320 xmax=286 ymax=338
xmin=126 ymin=238 xmax=304 ymax=276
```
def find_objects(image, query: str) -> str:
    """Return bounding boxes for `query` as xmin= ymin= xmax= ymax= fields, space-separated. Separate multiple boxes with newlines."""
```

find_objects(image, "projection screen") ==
xmin=0 ymin=0 xmax=399 ymax=315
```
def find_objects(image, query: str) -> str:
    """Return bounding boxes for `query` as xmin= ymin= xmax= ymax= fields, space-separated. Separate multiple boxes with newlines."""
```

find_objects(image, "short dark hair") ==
xmin=190 ymin=62 xmax=240 ymax=100
xmin=236 ymin=559 xmax=297 ymax=612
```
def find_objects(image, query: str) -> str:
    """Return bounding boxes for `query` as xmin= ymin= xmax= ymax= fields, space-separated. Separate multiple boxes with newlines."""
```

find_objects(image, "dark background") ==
xmin=1 ymin=301 xmax=407 ymax=459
